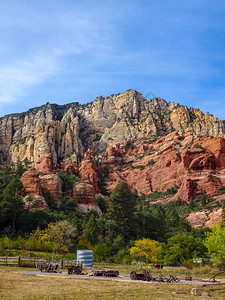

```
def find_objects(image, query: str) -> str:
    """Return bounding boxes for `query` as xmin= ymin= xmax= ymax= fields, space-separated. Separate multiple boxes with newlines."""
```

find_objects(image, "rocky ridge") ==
xmin=0 ymin=90 xmax=224 ymax=165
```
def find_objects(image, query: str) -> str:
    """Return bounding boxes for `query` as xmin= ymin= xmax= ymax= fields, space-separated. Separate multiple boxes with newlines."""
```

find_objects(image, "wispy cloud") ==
xmin=0 ymin=52 xmax=60 ymax=104
xmin=0 ymin=1 xmax=119 ymax=110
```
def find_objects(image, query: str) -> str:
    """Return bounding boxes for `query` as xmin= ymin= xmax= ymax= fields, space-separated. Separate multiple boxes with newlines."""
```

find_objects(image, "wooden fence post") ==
xmin=61 ymin=259 xmax=63 ymax=269
xmin=18 ymin=256 xmax=21 ymax=267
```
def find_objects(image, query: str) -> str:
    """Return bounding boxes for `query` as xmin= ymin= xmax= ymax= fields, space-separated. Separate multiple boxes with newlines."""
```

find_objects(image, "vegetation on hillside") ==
xmin=0 ymin=163 xmax=224 ymax=268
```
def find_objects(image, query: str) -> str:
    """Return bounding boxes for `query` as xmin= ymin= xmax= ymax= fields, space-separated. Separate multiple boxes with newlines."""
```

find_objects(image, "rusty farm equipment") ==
xmin=38 ymin=263 xmax=61 ymax=273
xmin=65 ymin=260 xmax=86 ymax=275
xmin=130 ymin=270 xmax=152 ymax=281
xmin=93 ymin=270 xmax=119 ymax=277
xmin=67 ymin=265 xmax=83 ymax=275
xmin=130 ymin=270 xmax=179 ymax=283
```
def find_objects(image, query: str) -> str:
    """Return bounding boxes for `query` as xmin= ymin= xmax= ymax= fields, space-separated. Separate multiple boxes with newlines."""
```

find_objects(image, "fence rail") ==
xmin=0 ymin=256 xmax=19 ymax=266
xmin=0 ymin=256 xmax=82 ymax=268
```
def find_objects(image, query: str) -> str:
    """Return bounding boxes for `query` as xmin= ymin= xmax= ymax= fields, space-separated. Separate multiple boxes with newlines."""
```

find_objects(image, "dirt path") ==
xmin=13 ymin=270 xmax=225 ymax=286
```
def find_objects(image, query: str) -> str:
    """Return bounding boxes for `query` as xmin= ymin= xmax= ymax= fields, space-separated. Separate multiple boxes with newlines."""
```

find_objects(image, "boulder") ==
xmin=72 ymin=181 xmax=101 ymax=215
xmin=191 ymin=288 xmax=201 ymax=296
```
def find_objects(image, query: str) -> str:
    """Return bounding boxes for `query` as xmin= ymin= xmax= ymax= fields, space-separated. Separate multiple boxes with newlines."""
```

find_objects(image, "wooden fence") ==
xmin=0 ymin=256 xmax=20 ymax=266
xmin=0 ymin=256 xmax=82 ymax=268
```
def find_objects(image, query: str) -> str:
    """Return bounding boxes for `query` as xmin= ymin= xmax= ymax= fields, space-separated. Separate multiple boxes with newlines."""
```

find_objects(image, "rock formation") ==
xmin=0 ymin=105 xmax=84 ymax=164
xmin=21 ymin=168 xmax=42 ymax=196
xmin=20 ymin=168 xmax=48 ymax=210
xmin=79 ymin=149 xmax=99 ymax=193
xmin=18 ymin=123 xmax=225 ymax=223
xmin=72 ymin=181 xmax=101 ymax=215
xmin=93 ymin=131 xmax=225 ymax=204
xmin=0 ymin=90 xmax=224 ymax=165
xmin=35 ymin=153 xmax=54 ymax=174
xmin=20 ymin=152 xmax=101 ymax=214
xmin=187 ymin=208 xmax=223 ymax=229
xmin=39 ymin=174 xmax=63 ymax=204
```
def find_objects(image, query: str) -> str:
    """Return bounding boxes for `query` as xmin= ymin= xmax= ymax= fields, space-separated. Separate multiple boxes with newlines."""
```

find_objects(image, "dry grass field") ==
xmin=93 ymin=262 xmax=225 ymax=279
xmin=0 ymin=266 xmax=225 ymax=299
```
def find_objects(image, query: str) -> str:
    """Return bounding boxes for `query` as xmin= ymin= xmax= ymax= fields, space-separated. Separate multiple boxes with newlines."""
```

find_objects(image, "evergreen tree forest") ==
xmin=0 ymin=161 xmax=225 ymax=267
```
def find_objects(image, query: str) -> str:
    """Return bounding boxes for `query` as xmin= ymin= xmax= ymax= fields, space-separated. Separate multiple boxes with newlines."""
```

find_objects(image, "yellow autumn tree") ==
xmin=129 ymin=238 xmax=160 ymax=263
xmin=27 ymin=221 xmax=78 ymax=253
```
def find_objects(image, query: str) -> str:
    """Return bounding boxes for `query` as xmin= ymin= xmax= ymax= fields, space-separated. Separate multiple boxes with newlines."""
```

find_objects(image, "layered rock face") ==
xmin=0 ymin=90 xmax=224 ymax=165
xmin=19 ymin=130 xmax=225 ymax=223
xmin=171 ymin=137 xmax=225 ymax=202
xmin=20 ymin=153 xmax=101 ymax=214
xmin=97 ymin=132 xmax=225 ymax=202
xmin=88 ymin=131 xmax=224 ymax=228
xmin=0 ymin=104 xmax=83 ymax=164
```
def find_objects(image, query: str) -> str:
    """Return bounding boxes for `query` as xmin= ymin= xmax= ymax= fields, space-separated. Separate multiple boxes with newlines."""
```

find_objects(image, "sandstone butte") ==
xmin=1 ymin=89 xmax=225 ymax=226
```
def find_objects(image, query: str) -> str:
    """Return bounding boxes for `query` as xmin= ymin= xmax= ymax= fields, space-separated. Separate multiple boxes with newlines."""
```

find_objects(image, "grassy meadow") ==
xmin=0 ymin=265 xmax=225 ymax=299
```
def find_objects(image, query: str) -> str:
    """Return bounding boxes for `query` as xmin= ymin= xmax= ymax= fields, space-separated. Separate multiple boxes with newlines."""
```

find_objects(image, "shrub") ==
xmin=25 ymin=236 xmax=53 ymax=252
xmin=114 ymin=249 xmax=132 ymax=264
xmin=131 ymin=165 xmax=145 ymax=170
xmin=94 ymin=243 xmax=112 ymax=262
xmin=147 ymin=159 xmax=155 ymax=166
xmin=193 ymin=144 xmax=206 ymax=150
xmin=124 ymin=141 xmax=135 ymax=150
xmin=219 ymin=186 xmax=225 ymax=195
xmin=0 ymin=236 xmax=25 ymax=250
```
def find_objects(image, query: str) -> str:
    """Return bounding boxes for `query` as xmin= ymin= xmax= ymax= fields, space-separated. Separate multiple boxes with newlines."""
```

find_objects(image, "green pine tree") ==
xmin=84 ymin=214 xmax=100 ymax=245
xmin=108 ymin=181 xmax=137 ymax=241
xmin=0 ymin=177 xmax=24 ymax=235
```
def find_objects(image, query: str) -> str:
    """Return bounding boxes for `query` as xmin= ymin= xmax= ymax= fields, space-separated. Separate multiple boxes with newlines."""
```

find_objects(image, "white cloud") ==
xmin=0 ymin=1 xmax=118 ymax=108
xmin=0 ymin=52 xmax=60 ymax=104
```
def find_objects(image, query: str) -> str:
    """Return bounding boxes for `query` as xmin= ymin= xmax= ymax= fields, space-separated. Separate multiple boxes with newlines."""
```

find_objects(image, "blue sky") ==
xmin=0 ymin=0 xmax=225 ymax=119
